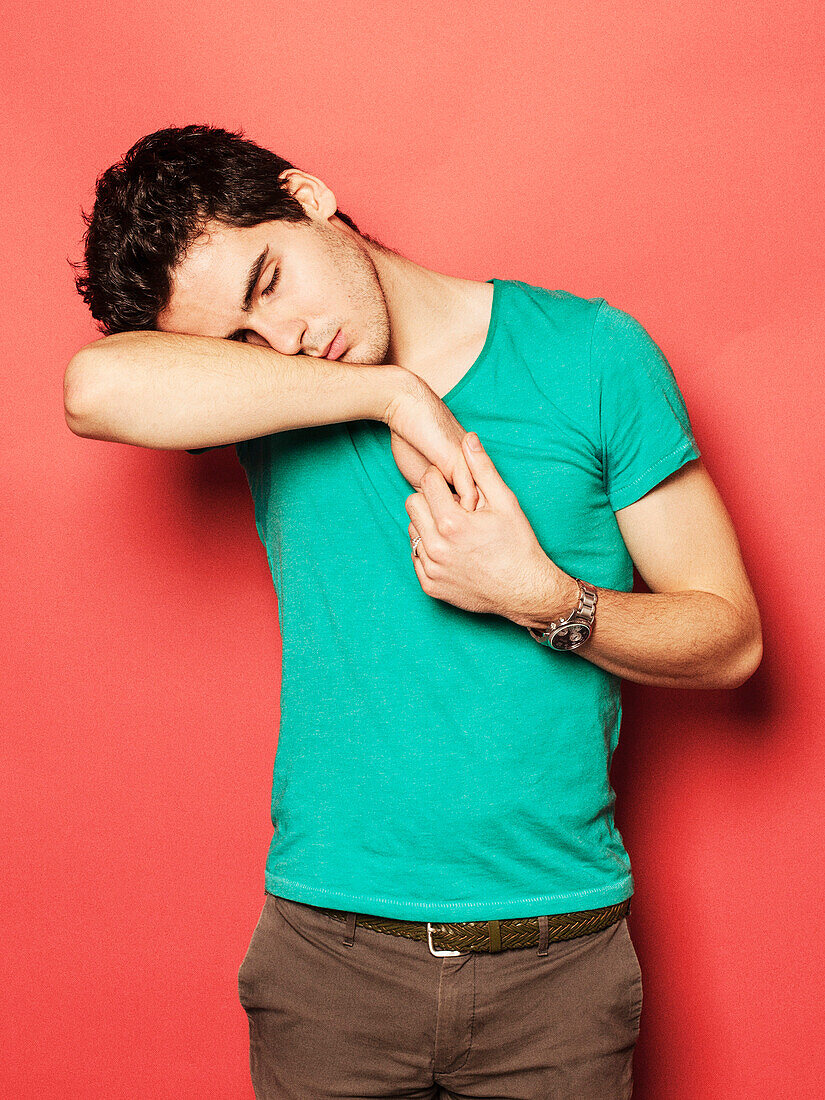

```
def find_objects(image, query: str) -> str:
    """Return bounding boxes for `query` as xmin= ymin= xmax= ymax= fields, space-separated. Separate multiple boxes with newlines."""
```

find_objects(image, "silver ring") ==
xmin=411 ymin=535 xmax=422 ymax=557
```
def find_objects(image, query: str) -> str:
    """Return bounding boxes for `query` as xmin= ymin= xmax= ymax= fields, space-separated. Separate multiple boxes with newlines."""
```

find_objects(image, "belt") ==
xmin=316 ymin=897 xmax=631 ymax=957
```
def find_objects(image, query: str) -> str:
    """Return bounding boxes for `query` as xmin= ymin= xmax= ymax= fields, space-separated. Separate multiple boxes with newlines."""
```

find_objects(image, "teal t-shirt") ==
xmin=234 ymin=278 xmax=700 ymax=920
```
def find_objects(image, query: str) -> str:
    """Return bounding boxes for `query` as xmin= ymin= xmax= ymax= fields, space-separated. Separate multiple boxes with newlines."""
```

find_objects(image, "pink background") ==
xmin=3 ymin=1 xmax=824 ymax=1096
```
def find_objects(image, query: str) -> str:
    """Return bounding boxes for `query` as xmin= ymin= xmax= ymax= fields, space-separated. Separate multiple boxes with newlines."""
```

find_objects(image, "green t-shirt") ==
xmin=233 ymin=278 xmax=700 ymax=920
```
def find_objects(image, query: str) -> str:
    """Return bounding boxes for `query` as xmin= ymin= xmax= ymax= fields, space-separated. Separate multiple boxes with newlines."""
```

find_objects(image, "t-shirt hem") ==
xmin=263 ymin=871 xmax=635 ymax=921
xmin=608 ymin=439 xmax=701 ymax=512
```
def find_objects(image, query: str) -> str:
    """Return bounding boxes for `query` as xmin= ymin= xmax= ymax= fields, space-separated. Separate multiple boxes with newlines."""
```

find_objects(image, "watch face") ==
xmin=550 ymin=622 xmax=592 ymax=651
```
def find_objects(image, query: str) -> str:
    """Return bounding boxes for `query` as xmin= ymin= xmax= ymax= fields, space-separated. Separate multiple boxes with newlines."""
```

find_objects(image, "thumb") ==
xmin=462 ymin=433 xmax=511 ymax=507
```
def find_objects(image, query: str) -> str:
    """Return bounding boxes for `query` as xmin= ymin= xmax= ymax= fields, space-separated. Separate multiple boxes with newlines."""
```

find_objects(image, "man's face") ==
xmin=156 ymin=202 xmax=391 ymax=365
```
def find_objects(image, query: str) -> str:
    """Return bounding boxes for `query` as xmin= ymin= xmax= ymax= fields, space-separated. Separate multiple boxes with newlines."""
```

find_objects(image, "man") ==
xmin=66 ymin=124 xmax=762 ymax=1099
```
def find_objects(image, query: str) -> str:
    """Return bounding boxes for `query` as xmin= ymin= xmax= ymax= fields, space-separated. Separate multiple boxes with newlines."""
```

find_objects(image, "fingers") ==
xmin=405 ymin=489 xmax=439 ymax=549
xmin=418 ymin=465 xmax=466 ymax=532
xmin=461 ymin=434 xmax=511 ymax=508
xmin=451 ymin=453 xmax=480 ymax=511
xmin=407 ymin=521 xmax=431 ymax=568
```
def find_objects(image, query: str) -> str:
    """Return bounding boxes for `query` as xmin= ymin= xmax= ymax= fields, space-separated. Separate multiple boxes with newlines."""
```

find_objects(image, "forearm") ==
xmin=517 ymin=567 xmax=762 ymax=690
xmin=64 ymin=330 xmax=407 ymax=449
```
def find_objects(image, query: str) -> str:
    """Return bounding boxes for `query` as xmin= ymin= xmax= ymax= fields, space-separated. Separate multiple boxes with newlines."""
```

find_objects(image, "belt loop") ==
xmin=342 ymin=911 xmax=357 ymax=947
xmin=487 ymin=919 xmax=502 ymax=953
xmin=537 ymin=914 xmax=550 ymax=955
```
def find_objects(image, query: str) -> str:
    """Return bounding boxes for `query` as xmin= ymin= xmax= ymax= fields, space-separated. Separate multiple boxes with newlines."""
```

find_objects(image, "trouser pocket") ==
xmin=619 ymin=918 xmax=644 ymax=1031
xmin=238 ymin=893 xmax=281 ymax=1010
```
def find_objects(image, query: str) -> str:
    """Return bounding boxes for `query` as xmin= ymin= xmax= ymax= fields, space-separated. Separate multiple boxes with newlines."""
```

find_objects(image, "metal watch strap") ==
xmin=527 ymin=578 xmax=598 ymax=651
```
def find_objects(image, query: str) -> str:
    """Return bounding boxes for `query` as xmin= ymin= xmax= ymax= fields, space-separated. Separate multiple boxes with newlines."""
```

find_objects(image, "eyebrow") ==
xmin=225 ymin=245 xmax=269 ymax=340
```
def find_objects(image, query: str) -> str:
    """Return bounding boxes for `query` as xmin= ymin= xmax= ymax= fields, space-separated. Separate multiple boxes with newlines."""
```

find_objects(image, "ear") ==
xmin=279 ymin=169 xmax=337 ymax=221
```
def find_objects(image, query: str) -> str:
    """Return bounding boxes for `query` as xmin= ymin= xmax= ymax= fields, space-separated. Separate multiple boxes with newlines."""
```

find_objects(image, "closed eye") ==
xmin=226 ymin=266 xmax=280 ymax=342
xmin=261 ymin=266 xmax=280 ymax=298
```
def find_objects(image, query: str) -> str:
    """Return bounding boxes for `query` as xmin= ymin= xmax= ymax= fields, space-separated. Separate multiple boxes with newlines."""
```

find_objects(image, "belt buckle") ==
xmin=427 ymin=922 xmax=465 ymax=957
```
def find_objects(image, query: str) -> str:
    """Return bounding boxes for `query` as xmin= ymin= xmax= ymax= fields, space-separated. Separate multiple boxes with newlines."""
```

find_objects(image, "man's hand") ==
xmin=383 ymin=374 xmax=479 ymax=511
xmin=404 ymin=432 xmax=568 ymax=621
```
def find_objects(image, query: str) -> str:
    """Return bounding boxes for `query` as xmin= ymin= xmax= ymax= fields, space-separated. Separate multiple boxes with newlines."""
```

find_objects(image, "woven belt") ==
xmin=317 ymin=898 xmax=631 ymax=956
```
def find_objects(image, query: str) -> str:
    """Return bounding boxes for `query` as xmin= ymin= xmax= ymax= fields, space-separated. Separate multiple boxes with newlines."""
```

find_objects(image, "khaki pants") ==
xmin=238 ymin=892 xmax=643 ymax=1099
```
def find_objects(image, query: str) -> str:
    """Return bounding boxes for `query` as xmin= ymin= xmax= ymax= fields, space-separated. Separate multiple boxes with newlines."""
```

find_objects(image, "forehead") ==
xmin=156 ymin=219 xmax=291 ymax=337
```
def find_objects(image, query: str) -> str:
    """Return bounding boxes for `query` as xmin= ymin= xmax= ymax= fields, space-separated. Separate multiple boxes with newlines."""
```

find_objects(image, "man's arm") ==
xmin=63 ymin=330 xmax=480 ymax=505
xmin=63 ymin=330 xmax=404 ymax=449
xmin=527 ymin=458 xmax=763 ymax=689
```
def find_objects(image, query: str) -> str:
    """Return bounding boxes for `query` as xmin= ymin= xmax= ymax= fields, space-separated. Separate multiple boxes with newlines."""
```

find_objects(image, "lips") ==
xmin=323 ymin=329 xmax=346 ymax=360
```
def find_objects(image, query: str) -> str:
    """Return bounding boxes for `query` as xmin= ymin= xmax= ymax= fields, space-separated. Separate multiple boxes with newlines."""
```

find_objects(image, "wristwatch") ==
xmin=527 ymin=578 xmax=598 ymax=651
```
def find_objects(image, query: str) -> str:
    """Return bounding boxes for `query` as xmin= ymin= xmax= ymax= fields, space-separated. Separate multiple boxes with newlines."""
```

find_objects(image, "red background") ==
xmin=2 ymin=2 xmax=824 ymax=1096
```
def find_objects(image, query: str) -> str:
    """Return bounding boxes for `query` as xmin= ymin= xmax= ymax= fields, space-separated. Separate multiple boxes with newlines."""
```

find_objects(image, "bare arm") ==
xmin=63 ymin=330 xmax=406 ymax=449
xmin=63 ymin=330 xmax=480 ymax=507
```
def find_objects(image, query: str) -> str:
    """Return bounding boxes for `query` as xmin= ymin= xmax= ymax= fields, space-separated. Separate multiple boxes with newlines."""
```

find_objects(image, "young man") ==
xmin=66 ymin=125 xmax=762 ymax=1099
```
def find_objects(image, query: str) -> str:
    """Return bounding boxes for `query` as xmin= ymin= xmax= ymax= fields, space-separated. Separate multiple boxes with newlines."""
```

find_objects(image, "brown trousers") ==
xmin=238 ymin=892 xmax=643 ymax=1099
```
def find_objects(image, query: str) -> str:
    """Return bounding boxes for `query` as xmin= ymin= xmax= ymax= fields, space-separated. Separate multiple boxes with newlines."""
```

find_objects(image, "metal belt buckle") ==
xmin=427 ymin=922 xmax=465 ymax=957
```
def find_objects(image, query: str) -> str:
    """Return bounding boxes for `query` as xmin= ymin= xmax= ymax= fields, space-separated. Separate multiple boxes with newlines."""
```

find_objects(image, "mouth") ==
xmin=323 ymin=329 xmax=347 ymax=360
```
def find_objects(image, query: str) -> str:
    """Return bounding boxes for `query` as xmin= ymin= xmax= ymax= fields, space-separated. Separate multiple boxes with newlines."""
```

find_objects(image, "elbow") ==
xmin=64 ymin=347 xmax=107 ymax=437
xmin=725 ymin=626 xmax=764 ymax=689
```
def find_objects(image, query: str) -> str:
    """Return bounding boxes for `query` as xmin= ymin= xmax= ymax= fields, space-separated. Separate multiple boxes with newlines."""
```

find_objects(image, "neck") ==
xmin=363 ymin=241 xmax=494 ymax=395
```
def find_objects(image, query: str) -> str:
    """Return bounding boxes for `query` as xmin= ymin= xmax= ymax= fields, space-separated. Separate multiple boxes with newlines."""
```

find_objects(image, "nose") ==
xmin=246 ymin=316 xmax=307 ymax=355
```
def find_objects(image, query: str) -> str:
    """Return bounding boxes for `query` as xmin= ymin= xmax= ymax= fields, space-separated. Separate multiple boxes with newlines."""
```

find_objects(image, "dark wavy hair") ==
xmin=71 ymin=124 xmax=365 ymax=335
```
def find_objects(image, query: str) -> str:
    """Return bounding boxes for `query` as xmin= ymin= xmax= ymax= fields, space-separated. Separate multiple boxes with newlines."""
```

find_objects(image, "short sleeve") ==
xmin=233 ymin=436 xmax=265 ymax=496
xmin=589 ymin=299 xmax=701 ymax=511
xmin=186 ymin=442 xmax=245 ymax=455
